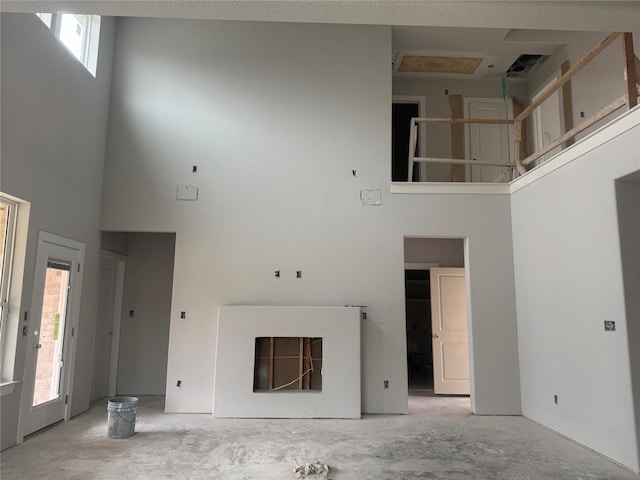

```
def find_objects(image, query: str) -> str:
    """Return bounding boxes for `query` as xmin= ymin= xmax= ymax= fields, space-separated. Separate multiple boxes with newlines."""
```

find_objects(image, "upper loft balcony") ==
xmin=390 ymin=31 xmax=639 ymax=193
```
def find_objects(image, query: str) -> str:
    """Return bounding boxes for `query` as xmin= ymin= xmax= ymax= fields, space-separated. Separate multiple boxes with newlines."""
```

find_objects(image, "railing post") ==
xmin=513 ymin=120 xmax=526 ymax=175
xmin=622 ymin=33 xmax=638 ymax=109
xmin=407 ymin=119 xmax=417 ymax=182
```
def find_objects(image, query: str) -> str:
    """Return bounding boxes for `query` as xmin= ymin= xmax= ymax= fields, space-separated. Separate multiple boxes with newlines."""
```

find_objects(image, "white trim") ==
xmin=0 ymin=194 xmax=29 ymax=389
xmin=390 ymin=182 xmax=510 ymax=195
xmin=0 ymin=380 xmax=20 ymax=397
xmin=0 ymin=198 xmax=18 ymax=378
xmin=510 ymin=106 xmax=640 ymax=194
xmin=18 ymin=231 xmax=85 ymax=442
xmin=393 ymin=95 xmax=427 ymax=181
xmin=99 ymin=250 xmax=126 ymax=397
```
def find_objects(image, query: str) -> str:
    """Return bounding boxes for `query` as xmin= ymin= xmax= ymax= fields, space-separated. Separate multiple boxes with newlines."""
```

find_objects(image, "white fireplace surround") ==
xmin=213 ymin=306 xmax=361 ymax=418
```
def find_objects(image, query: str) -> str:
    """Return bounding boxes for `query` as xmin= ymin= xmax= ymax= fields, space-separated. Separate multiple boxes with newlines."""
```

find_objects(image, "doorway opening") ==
xmin=403 ymin=237 xmax=470 ymax=407
xmin=92 ymin=232 xmax=175 ymax=401
xmin=91 ymin=248 xmax=126 ymax=401
xmin=392 ymin=96 xmax=425 ymax=182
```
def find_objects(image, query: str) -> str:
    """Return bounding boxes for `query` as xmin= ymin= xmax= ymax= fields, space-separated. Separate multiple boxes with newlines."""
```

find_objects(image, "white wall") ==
xmin=528 ymin=32 xmax=640 ymax=144
xmin=117 ymin=233 xmax=175 ymax=395
xmin=404 ymin=237 xmax=464 ymax=267
xmin=615 ymin=170 xmax=640 ymax=471
xmin=101 ymin=18 xmax=521 ymax=416
xmin=101 ymin=231 xmax=129 ymax=256
xmin=214 ymin=306 xmax=361 ymax=418
xmin=0 ymin=13 xmax=115 ymax=449
xmin=511 ymin=112 xmax=640 ymax=471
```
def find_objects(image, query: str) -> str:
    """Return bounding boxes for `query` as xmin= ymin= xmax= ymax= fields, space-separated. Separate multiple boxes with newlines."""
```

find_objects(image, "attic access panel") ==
xmin=253 ymin=337 xmax=323 ymax=392
xmin=398 ymin=55 xmax=483 ymax=74
xmin=505 ymin=54 xmax=548 ymax=78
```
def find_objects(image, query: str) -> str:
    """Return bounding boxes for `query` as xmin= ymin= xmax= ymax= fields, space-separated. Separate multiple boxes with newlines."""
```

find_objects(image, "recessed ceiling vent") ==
xmin=506 ymin=54 xmax=548 ymax=78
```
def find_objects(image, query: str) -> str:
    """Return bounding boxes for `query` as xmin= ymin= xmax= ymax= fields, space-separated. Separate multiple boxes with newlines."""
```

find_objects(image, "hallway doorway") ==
xmin=403 ymin=237 xmax=470 ymax=401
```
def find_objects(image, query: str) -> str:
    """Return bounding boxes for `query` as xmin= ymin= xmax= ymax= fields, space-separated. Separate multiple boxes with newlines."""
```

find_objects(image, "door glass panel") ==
xmin=33 ymin=261 xmax=71 ymax=407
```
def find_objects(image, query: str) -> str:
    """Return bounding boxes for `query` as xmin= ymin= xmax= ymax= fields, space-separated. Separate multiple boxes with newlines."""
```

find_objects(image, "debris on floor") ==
xmin=293 ymin=462 xmax=329 ymax=478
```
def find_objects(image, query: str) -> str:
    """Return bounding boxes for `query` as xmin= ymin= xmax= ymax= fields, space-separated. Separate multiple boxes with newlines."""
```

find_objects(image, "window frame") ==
xmin=36 ymin=12 xmax=101 ymax=77
xmin=0 ymin=198 xmax=18 ymax=376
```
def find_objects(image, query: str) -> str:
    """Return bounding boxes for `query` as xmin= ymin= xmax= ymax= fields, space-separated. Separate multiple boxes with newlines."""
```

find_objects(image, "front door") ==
xmin=430 ymin=267 xmax=470 ymax=395
xmin=20 ymin=232 xmax=84 ymax=438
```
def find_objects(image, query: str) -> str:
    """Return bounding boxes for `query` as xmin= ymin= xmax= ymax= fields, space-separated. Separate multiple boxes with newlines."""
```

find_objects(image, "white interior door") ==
xmin=430 ymin=267 xmax=470 ymax=395
xmin=531 ymin=74 xmax=564 ymax=165
xmin=91 ymin=252 xmax=125 ymax=400
xmin=20 ymin=232 xmax=84 ymax=439
xmin=467 ymin=98 xmax=512 ymax=183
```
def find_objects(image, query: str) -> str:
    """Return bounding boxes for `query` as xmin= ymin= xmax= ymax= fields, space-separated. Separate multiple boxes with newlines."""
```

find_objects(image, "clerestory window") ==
xmin=36 ymin=13 xmax=101 ymax=76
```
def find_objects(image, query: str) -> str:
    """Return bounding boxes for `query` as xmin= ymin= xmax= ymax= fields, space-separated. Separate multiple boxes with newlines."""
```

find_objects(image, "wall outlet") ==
xmin=180 ymin=311 xmax=186 ymax=319
xmin=604 ymin=320 xmax=616 ymax=331
xmin=383 ymin=380 xmax=389 ymax=389
xmin=177 ymin=380 xmax=182 ymax=387
xmin=554 ymin=394 xmax=558 ymax=404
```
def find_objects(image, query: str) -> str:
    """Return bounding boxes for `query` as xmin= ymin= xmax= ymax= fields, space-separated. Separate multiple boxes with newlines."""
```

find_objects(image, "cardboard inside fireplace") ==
xmin=254 ymin=337 xmax=323 ymax=392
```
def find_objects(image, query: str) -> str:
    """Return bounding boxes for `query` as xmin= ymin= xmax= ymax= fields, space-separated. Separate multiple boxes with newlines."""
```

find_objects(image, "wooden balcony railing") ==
xmin=407 ymin=32 xmax=639 ymax=182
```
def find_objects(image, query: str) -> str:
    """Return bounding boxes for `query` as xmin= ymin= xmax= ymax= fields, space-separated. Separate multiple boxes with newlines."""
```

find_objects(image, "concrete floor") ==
xmin=1 ymin=393 xmax=636 ymax=479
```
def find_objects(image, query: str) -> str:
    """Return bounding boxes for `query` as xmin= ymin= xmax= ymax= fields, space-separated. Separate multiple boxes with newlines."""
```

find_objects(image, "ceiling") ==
xmin=391 ymin=26 xmax=606 ymax=80
xmin=1 ymin=1 xmax=638 ymax=33
xmin=1 ymin=1 xmax=634 ymax=82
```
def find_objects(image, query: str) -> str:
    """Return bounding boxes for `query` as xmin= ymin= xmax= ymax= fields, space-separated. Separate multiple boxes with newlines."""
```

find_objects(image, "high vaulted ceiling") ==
xmin=1 ymin=1 xmax=639 ymax=33
xmin=2 ymin=1 xmax=637 ymax=81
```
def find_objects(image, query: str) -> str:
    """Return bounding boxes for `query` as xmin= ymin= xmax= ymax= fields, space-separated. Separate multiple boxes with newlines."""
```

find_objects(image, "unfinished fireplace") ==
xmin=254 ymin=337 xmax=323 ymax=392
xmin=214 ymin=306 xmax=361 ymax=418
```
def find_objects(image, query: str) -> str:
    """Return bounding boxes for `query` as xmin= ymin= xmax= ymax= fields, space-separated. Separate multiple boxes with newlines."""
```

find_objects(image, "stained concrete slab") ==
xmin=1 ymin=394 xmax=636 ymax=479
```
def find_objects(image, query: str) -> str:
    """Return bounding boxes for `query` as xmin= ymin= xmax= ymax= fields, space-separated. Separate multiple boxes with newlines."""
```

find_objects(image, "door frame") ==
xmin=403 ymin=236 xmax=474 ymax=410
xmin=393 ymin=95 xmax=427 ymax=181
xmin=464 ymin=97 xmax=514 ymax=182
xmin=93 ymin=250 xmax=126 ymax=398
xmin=18 ymin=231 xmax=85 ymax=442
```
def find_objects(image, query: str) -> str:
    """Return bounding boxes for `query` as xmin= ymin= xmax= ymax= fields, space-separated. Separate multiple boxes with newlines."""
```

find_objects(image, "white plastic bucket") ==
xmin=107 ymin=396 xmax=139 ymax=439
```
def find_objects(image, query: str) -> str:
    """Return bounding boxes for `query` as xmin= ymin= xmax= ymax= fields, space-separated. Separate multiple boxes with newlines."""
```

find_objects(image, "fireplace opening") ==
xmin=253 ymin=337 xmax=323 ymax=392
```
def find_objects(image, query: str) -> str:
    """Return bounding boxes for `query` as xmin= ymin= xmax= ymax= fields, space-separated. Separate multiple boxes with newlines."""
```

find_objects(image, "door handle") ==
xmin=34 ymin=344 xmax=42 ymax=349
